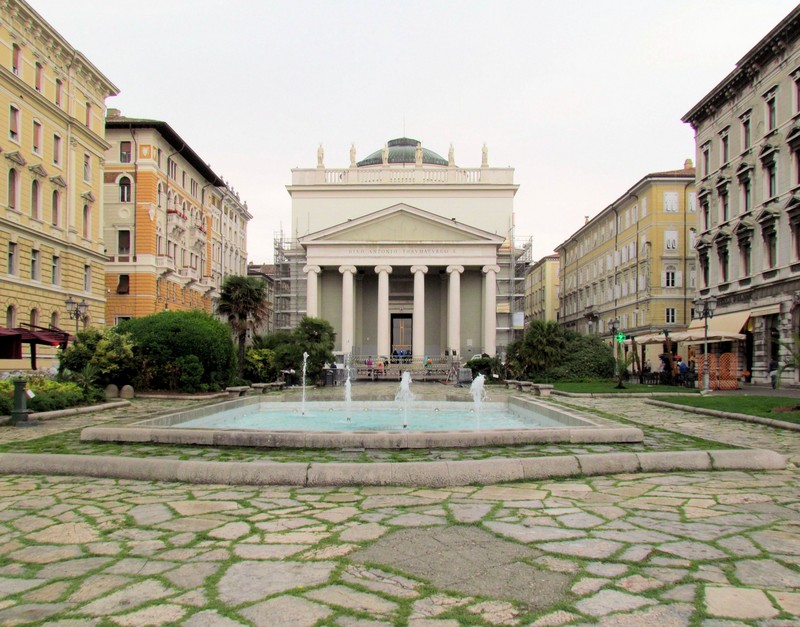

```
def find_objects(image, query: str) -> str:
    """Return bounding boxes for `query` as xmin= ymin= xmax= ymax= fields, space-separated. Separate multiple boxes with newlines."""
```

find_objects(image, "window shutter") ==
xmin=661 ymin=271 xmax=667 ymax=287
xmin=675 ymin=271 xmax=683 ymax=288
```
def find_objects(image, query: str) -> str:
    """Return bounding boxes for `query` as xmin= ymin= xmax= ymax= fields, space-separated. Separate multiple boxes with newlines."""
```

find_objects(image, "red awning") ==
xmin=0 ymin=326 xmax=70 ymax=368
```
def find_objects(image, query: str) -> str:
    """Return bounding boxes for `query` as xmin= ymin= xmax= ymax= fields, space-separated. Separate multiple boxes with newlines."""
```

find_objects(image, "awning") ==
xmin=687 ymin=310 xmax=750 ymax=335
xmin=749 ymin=304 xmax=781 ymax=316
xmin=0 ymin=326 xmax=70 ymax=369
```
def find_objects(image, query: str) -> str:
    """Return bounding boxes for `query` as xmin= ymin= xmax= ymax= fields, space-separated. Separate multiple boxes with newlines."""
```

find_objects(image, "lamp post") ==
xmin=693 ymin=296 xmax=717 ymax=391
xmin=65 ymin=296 xmax=89 ymax=334
xmin=610 ymin=317 xmax=624 ymax=388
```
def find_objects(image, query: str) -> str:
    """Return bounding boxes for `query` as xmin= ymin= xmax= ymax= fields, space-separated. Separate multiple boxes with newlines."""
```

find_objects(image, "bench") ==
xmin=251 ymin=382 xmax=285 ymax=394
xmin=531 ymin=383 xmax=554 ymax=397
xmin=504 ymin=380 xmax=519 ymax=389
xmin=516 ymin=381 xmax=533 ymax=391
xmin=225 ymin=386 xmax=251 ymax=397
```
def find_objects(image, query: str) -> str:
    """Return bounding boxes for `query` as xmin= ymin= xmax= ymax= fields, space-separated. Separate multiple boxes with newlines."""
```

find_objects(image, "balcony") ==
xmin=167 ymin=210 xmax=187 ymax=236
xmin=156 ymin=256 xmax=176 ymax=276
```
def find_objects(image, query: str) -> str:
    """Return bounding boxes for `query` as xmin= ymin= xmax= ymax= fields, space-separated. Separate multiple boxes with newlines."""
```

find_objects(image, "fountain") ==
xmin=344 ymin=374 xmax=352 ymax=422
xmin=301 ymin=352 xmax=309 ymax=416
xmin=395 ymin=371 xmax=414 ymax=429
xmin=470 ymin=373 xmax=487 ymax=429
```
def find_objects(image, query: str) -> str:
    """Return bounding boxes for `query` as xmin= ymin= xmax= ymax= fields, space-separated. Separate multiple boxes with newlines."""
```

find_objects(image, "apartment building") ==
xmin=524 ymin=254 xmax=559 ymax=324
xmin=682 ymin=5 xmax=800 ymax=385
xmin=0 ymin=0 xmax=118 ymax=369
xmin=104 ymin=111 xmax=251 ymax=322
xmin=555 ymin=161 xmax=696 ymax=367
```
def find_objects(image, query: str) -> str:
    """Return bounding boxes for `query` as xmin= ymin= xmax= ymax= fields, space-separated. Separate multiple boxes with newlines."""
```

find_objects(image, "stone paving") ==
xmin=0 ymin=388 xmax=798 ymax=624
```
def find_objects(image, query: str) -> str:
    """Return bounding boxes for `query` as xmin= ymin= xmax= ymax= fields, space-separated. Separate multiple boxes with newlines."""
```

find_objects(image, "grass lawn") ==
xmin=652 ymin=395 xmax=800 ymax=425
xmin=555 ymin=381 xmax=699 ymax=394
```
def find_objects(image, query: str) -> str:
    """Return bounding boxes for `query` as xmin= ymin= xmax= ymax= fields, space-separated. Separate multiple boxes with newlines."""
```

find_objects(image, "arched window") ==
xmin=31 ymin=179 xmax=40 ymax=219
xmin=29 ymin=308 xmax=38 ymax=327
xmin=6 ymin=305 xmax=15 ymax=328
xmin=51 ymin=190 xmax=60 ymax=226
xmin=157 ymin=183 xmax=162 ymax=207
xmin=11 ymin=44 xmax=20 ymax=75
xmin=119 ymin=176 xmax=131 ymax=203
xmin=82 ymin=204 xmax=90 ymax=239
xmin=50 ymin=311 xmax=58 ymax=328
xmin=7 ymin=168 xmax=17 ymax=210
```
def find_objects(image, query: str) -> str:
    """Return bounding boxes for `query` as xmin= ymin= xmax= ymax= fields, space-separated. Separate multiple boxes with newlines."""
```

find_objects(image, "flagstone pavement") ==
xmin=0 ymin=393 xmax=797 ymax=625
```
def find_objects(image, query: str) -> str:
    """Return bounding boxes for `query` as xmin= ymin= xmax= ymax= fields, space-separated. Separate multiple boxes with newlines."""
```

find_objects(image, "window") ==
xmin=85 ymin=101 xmax=92 ymax=128
xmin=720 ymin=191 xmax=729 ymax=222
xmin=9 ymin=105 xmax=19 ymax=141
xmin=157 ymin=183 xmax=162 ymax=207
xmin=157 ymin=148 xmax=162 ymax=168
xmin=30 ymin=249 xmax=39 ymax=280
xmin=742 ymin=177 xmax=752 ymax=212
xmin=83 ymin=264 xmax=91 ymax=292
xmin=191 ymin=179 xmax=198 ymax=197
xmin=11 ymin=44 xmax=20 ymax=75
xmin=51 ymin=190 xmax=59 ymax=226
xmin=665 ymin=269 xmax=676 ymax=287
xmin=118 ymin=230 xmax=131 ymax=257
xmin=765 ymin=162 xmax=777 ymax=199
xmin=764 ymin=228 xmax=778 ymax=269
xmin=720 ymin=129 xmax=730 ymax=164
xmin=51 ymin=134 xmax=62 ymax=167
xmin=82 ymin=204 xmax=90 ymax=239
xmin=7 ymin=242 xmax=17 ymax=275
xmin=51 ymin=255 xmax=60 ymax=285
xmin=7 ymin=168 xmax=17 ymax=210
xmin=30 ymin=180 xmax=40 ymax=219
xmin=700 ymin=252 xmax=710 ymax=287
xmin=83 ymin=154 xmax=91 ymax=181
xmin=119 ymin=176 xmax=131 ymax=202
xmin=182 ymin=171 xmax=186 ymax=188
xmin=6 ymin=305 xmax=15 ymax=328
xmin=32 ymin=120 xmax=41 ymax=154
xmin=29 ymin=309 xmax=38 ymax=327
xmin=167 ymin=158 xmax=177 ymax=179
xmin=702 ymin=145 xmax=710 ymax=177
xmin=766 ymin=91 xmax=777 ymax=132
xmin=688 ymin=192 xmax=697 ymax=213
xmin=55 ymin=79 xmax=62 ymax=106
xmin=740 ymin=238 xmax=752 ymax=276
xmin=34 ymin=62 xmax=42 ymax=92
xmin=718 ymin=246 xmax=729 ymax=283
xmin=665 ymin=308 xmax=676 ymax=324
xmin=742 ymin=112 xmax=752 ymax=150
xmin=120 ymin=141 xmax=132 ymax=163
xmin=50 ymin=311 xmax=58 ymax=328
xmin=665 ymin=230 xmax=678 ymax=250
xmin=117 ymin=274 xmax=130 ymax=294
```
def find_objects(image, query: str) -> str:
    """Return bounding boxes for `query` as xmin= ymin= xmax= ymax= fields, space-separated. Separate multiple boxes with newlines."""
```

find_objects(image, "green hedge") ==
xmin=0 ymin=378 xmax=87 ymax=415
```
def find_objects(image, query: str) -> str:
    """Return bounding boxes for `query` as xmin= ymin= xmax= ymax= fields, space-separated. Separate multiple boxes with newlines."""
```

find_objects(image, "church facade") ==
xmin=273 ymin=138 xmax=526 ymax=362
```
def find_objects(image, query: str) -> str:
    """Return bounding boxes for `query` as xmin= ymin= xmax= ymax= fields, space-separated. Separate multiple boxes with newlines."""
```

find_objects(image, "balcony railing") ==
xmin=291 ymin=165 xmax=514 ymax=186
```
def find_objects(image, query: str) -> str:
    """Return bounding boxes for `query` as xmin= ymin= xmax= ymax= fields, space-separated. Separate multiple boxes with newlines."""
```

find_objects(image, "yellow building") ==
xmin=0 ymin=0 xmax=118 ymax=370
xmin=103 ymin=111 xmax=251 ymax=322
xmin=555 ymin=161 xmax=696 ymax=368
xmin=525 ymin=254 xmax=559 ymax=323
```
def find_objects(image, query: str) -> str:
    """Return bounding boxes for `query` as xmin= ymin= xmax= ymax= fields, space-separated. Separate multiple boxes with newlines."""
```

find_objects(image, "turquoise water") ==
xmin=177 ymin=401 xmax=567 ymax=432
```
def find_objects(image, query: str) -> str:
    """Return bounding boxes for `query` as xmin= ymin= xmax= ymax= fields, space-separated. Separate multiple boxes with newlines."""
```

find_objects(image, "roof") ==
xmin=105 ymin=115 xmax=226 ymax=187
xmin=357 ymin=137 xmax=448 ymax=167
xmin=682 ymin=5 xmax=800 ymax=127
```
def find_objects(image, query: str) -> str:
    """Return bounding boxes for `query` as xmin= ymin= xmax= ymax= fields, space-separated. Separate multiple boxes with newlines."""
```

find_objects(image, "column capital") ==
xmin=446 ymin=265 xmax=464 ymax=275
xmin=482 ymin=264 xmax=501 ymax=275
xmin=303 ymin=264 xmax=321 ymax=275
xmin=374 ymin=265 xmax=393 ymax=275
xmin=339 ymin=265 xmax=357 ymax=275
xmin=410 ymin=265 xmax=428 ymax=275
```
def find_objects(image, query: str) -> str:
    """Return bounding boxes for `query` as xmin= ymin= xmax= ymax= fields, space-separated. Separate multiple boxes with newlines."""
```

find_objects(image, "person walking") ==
xmin=769 ymin=358 xmax=779 ymax=389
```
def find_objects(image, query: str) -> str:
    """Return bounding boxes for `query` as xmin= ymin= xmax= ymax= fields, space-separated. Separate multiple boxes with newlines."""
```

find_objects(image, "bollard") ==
xmin=10 ymin=378 xmax=39 ymax=427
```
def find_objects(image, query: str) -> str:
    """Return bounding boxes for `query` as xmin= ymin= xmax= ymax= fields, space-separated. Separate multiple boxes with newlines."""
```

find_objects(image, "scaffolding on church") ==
xmin=272 ymin=232 xmax=306 ymax=332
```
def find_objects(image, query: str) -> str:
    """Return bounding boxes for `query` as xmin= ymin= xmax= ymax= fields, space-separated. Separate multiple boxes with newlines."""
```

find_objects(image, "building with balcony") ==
xmin=273 ymin=138 xmax=530 ymax=361
xmin=555 ymin=161 xmax=696 ymax=369
xmin=103 ymin=111 xmax=251 ymax=323
xmin=525 ymin=254 xmax=559 ymax=324
xmin=682 ymin=4 xmax=800 ymax=386
xmin=0 ymin=0 xmax=118 ymax=370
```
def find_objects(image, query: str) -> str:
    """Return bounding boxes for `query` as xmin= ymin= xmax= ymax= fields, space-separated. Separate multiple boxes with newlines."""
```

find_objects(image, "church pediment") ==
xmin=300 ymin=203 xmax=504 ymax=245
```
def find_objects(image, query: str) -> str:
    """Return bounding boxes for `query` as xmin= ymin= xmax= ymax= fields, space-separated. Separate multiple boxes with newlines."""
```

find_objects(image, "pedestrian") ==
xmin=769 ymin=358 xmax=779 ymax=389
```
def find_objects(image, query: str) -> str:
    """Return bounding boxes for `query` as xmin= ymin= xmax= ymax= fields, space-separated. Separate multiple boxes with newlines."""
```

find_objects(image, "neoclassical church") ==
xmin=273 ymin=138 xmax=526 ymax=362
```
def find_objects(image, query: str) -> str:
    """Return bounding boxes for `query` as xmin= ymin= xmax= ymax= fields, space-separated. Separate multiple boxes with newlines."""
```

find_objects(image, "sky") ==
xmin=31 ymin=0 xmax=800 ymax=264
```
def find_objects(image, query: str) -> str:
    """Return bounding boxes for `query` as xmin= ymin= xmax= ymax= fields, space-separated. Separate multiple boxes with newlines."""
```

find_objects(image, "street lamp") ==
xmin=65 ymin=296 xmax=89 ymax=334
xmin=693 ymin=296 xmax=717 ymax=391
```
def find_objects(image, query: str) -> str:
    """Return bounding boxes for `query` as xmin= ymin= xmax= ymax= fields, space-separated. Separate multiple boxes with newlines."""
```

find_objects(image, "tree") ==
xmin=522 ymin=320 xmax=567 ymax=377
xmin=293 ymin=317 xmax=336 ymax=382
xmin=217 ymin=275 xmax=269 ymax=376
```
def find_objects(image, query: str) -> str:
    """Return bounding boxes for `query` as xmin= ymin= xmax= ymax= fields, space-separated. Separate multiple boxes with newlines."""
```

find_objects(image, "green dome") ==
xmin=357 ymin=137 xmax=448 ymax=167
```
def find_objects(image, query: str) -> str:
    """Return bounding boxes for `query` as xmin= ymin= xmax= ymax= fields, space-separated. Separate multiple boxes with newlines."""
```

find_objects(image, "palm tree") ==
xmin=522 ymin=320 xmax=566 ymax=377
xmin=217 ymin=276 xmax=269 ymax=377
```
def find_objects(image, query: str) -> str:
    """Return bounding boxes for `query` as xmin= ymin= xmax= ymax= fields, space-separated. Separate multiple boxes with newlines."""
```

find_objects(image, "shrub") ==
xmin=548 ymin=332 xmax=614 ymax=381
xmin=257 ymin=317 xmax=335 ymax=384
xmin=466 ymin=356 xmax=501 ymax=379
xmin=119 ymin=310 xmax=236 ymax=392
xmin=0 ymin=377 xmax=88 ymax=415
xmin=58 ymin=327 xmax=135 ymax=388
xmin=243 ymin=347 xmax=277 ymax=382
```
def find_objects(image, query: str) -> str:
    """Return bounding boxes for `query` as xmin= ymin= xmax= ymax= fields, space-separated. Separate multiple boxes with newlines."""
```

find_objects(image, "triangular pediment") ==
xmin=299 ymin=203 xmax=504 ymax=245
xmin=28 ymin=163 xmax=48 ymax=177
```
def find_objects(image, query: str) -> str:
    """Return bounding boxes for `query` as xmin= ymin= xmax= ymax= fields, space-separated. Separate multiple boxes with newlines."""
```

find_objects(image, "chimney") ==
xmin=684 ymin=158 xmax=693 ymax=170
xmin=106 ymin=108 xmax=121 ymax=118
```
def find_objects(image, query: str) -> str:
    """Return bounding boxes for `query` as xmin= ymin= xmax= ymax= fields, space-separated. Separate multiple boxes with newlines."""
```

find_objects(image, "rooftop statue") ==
xmin=317 ymin=144 xmax=324 ymax=168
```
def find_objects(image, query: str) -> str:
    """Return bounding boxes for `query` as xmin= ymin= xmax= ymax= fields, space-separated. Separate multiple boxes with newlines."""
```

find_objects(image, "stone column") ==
xmin=304 ymin=265 xmax=321 ymax=318
xmin=339 ymin=265 xmax=357 ymax=355
xmin=482 ymin=264 xmax=500 ymax=356
xmin=411 ymin=265 xmax=428 ymax=359
xmin=447 ymin=265 xmax=464 ymax=357
xmin=375 ymin=265 xmax=392 ymax=357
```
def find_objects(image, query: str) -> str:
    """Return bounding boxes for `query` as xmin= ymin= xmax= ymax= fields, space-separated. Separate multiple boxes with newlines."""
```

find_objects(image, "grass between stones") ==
xmin=652 ymin=395 xmax=800 ymax=425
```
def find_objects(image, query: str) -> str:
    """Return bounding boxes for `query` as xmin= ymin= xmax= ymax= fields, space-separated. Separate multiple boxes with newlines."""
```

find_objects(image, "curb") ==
xmin=553 ymin=391 xmax=700 ymax=399
xmin=646 ymin=399 xmax=800 ymax=432
xmin=0 ymin=449 xmax=786 ymax=487
xmin=0 ymin=400 xmax=132 ymax=425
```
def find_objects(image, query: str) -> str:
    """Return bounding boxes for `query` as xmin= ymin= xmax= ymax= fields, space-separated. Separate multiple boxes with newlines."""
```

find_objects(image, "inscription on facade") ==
xmin=346 ymin=247 xmax=456 ymax=256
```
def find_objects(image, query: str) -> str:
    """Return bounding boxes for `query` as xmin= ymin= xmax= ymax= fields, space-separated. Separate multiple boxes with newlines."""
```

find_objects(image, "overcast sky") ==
xmin=31 ymin=0 xmax=800 ymax=264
